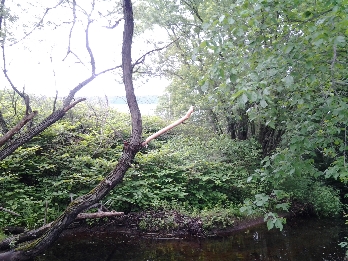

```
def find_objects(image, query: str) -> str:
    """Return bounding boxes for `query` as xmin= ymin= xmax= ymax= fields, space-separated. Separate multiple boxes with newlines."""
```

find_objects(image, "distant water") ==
xmin=111 ymin=104 xmax=157 ymax=115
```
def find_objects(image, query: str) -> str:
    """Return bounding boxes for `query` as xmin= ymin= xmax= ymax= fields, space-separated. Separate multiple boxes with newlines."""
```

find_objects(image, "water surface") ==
xmin=36 ymin=218 xmax=347 ymax=261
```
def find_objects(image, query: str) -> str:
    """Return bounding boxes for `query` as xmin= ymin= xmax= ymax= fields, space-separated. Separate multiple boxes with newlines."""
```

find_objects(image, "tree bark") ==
xmin=0 ymin=1 xmax=140 ymax=260
xmin=0 ymin=1 xmax=194 ymax=260
xmin=0 ymin=100 xmax=85 ymax=161
xmin=0 ymin=111 xmax=37 ymax=147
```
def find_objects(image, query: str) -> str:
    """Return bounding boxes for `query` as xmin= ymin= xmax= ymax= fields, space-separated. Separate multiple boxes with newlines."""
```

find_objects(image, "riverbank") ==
xmin=58 ymin=209 xmax=276 ymax=239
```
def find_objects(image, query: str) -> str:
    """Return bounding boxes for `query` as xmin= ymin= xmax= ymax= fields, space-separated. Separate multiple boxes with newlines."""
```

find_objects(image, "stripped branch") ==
xmin=76 ymin=211 xmax=124 ymax=219
xmin=142 ymin=106 xmax=194 ymax=146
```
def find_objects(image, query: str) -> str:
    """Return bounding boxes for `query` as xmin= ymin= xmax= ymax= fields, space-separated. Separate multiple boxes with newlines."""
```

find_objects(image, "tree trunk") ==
xmin=0 ymin=1 xmax=140 ymax=260
xmin=258 ymin=124 xmax=284 ymax=157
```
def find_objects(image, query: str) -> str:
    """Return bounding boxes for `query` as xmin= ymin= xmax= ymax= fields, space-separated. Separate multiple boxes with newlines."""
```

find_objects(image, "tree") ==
xmin=147 ymin=0 xmax=347 ymax=222
xmin=0 ymin=0 xmax=193 ymax=260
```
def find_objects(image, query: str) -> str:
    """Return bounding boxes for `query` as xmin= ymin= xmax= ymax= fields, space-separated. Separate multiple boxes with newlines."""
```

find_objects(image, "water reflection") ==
xmin=36 ymin=218 xmax=347 ymax=261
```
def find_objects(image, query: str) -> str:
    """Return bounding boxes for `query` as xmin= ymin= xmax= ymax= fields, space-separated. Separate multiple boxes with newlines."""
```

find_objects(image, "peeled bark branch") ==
xmin=142 ymin=106 xmax=194 ymax=146
xmin=76 ymin=211 xmax=124 ymax=219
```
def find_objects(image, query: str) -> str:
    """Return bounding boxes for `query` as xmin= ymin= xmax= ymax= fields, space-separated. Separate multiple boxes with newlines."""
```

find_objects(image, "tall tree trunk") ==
xmin=0 ymin=1 xmax=141 ymax=260
xmin=226 ymin=116 xmax=237 ymax=139
xmin=259 ymin=124 xmax=284 ymax=157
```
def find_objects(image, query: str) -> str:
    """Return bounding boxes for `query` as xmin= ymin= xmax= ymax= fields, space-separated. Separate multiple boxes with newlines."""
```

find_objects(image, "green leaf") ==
xmin=201 ymin=81 xmax=209 ymax=92
xmin=275 ymin=219 xmax=284 ymax=231
xmin=231 ymin=90 xmax=245 ymax=101
xmin=200 ymin=41 xmax=207 ymax=48
xmin=260 ymin=99 xmax=268 ymax=108
xmin=267 ymin=219 xmax=274 ymax=230
xmin=219 ymin=15 xmax=225 ymax=23
xmin=334 ymin=36 xmax=346 ymax=45
xmin=228 ymin=17 xmax=235 ymax=24
xmin=313 ymin=38 xmax=324 ymax=47
xmin=241 ymin=94 xmax=248 ymax=104
xmin=230 ymin=73 xmax=237 ymax=83
xmin=282 ymin=75 xmax=294 ymax=86
xmin=284 ymin=45 xmax=294 ymax=54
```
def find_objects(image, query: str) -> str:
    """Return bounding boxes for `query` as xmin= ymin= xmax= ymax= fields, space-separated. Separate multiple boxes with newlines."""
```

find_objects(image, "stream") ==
xmin=36 ymin=218 xmax=348 ymax=261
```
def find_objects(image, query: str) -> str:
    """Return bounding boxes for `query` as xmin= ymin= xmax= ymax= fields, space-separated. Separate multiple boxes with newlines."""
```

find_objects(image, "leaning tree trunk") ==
xmin=0 ymin=1 xmax=140 ymax=260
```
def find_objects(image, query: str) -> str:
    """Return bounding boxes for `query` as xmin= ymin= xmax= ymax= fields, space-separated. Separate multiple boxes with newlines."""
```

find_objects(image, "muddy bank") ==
xmin=58 ymin=210 xmax=274 ymax=240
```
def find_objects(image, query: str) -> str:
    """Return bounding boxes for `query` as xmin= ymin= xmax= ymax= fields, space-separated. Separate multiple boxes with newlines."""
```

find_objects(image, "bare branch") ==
xmin=62 ymin=0 xmax=77 ymax=61
xmin=9 ymin=0 xmax=66 ymax=46
xmin=96 ymin=64 xmax=122 ymax=76
xmin=142 ymin=106 xmax=194 ymax=146
xmin=0 ymin=111 xmax=37 ymax=147
xmin=63 ymin=98 xmax=86 ymax=112
xmin=181 ymin=0 xmax=203 ymax=23
xmin=103 ymin=17 xmax=123 ymax=29
xmin=132 ymin=39 xmax=179 ymax=69
xmin=0 ymin=0 xmax=6 ymax=32
xmin=86 ymin=0 xmax=96 ymax=76
xmin=331 ymin=45 xmax=337 ymax=87
xmin=0 ymin=206 xmax=20 ymax=216
xmin=52 ymin=90 xmax=58 ymax=113
xmin=2 ymin=39 xmax=32 ymax=114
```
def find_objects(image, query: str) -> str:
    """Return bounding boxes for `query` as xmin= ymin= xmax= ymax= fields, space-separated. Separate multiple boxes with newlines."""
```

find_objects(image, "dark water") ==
xmin=36 ymin=218 xmax=348 ymax=261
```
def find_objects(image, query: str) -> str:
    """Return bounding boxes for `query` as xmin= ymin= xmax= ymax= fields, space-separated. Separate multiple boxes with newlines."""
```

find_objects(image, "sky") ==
xmin=0 ymin=1 xmax=169 ymax=99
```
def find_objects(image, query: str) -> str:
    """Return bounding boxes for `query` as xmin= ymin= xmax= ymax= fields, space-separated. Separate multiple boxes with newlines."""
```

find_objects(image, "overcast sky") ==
xmin=0 ymin=0 xmax=169 ymax=98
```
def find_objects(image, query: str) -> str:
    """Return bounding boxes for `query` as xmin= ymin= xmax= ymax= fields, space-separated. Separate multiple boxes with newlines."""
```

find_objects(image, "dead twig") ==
xmin=9 ymin=0 xmax=66 ymax=46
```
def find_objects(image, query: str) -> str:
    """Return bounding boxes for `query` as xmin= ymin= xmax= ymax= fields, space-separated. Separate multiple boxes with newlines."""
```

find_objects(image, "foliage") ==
xmin=197 ymin=207 xmax=238 ymax=231
xmin=1 ymin=0 xmax=348 ymax=236
xmin=0 ymin=231 xmax=5 ymax=241
xmin=143 ymin=0 xmax=348 ymax=224
xmin=105 ymin=131 xmax=261 ymax=212
xmin=0 ymin=94 xmax=167 ymax=229
xmin=0 ymin=91 xmax=263 ymax=230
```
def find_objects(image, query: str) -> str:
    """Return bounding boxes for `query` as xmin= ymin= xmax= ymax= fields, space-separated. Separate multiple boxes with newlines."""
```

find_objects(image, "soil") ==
xmin=59 ymin=210 xmax=273 ymax=239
